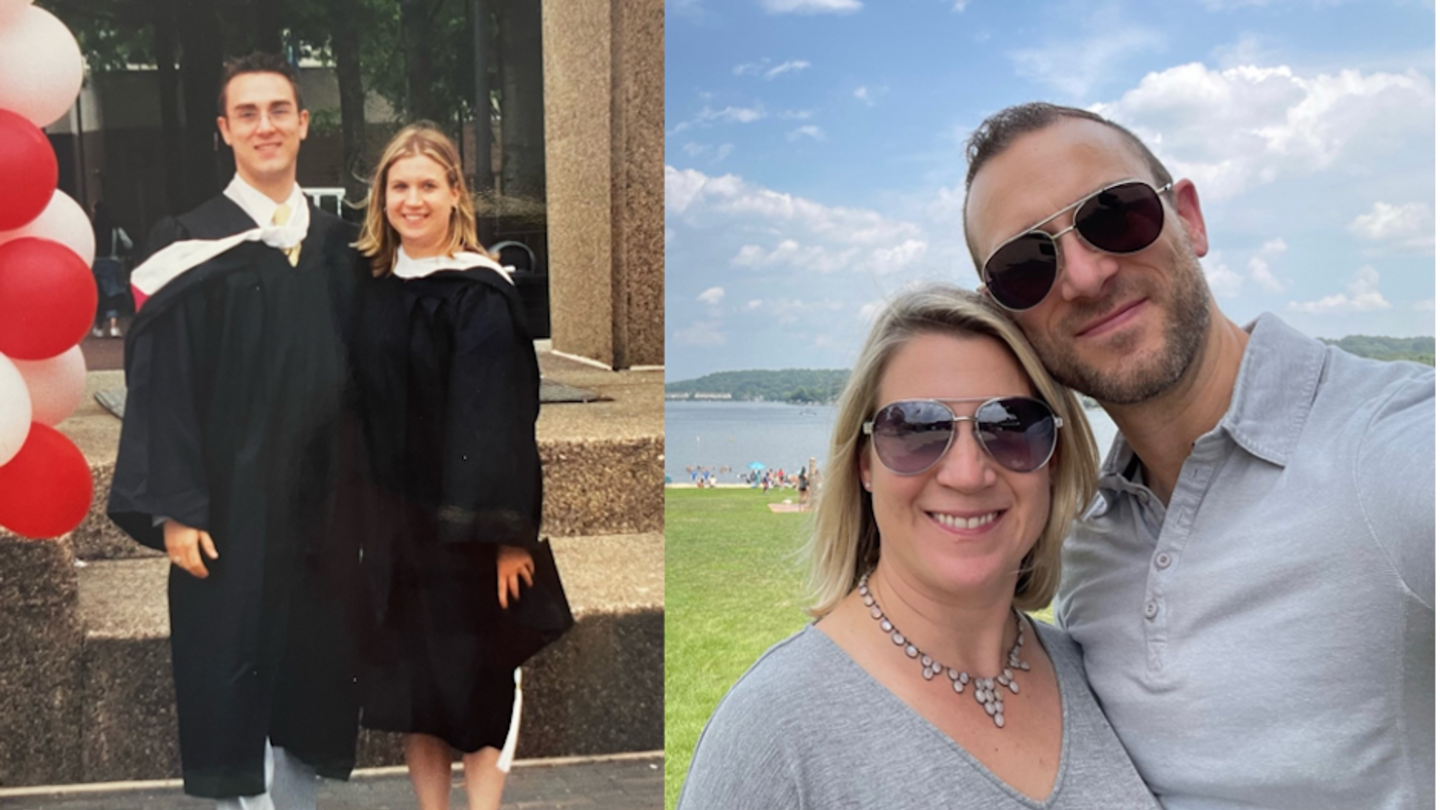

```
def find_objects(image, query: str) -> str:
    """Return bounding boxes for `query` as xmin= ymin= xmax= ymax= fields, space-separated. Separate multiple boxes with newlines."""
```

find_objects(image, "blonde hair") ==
xmin=804 ymin=284 xmax=1098 ymax=616
xmin=356 ymin=122 xmax=483 ymax=277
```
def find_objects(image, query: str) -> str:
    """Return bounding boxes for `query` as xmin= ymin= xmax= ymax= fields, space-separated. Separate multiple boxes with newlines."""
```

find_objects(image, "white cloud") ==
xmin=858 ymin=301 xmax=884 ymax=322
xmin=780 ymin=109 xmax=815 ymax=120
xmin=670 ymin=103 xmax=768 ymax=136
xmin=1008 ymin=5 xmax=1165 ymax=98
xmin=1247 ymin=238 xmax=1288 ymax=292
xmin=697 ymin=286 xmax=725 ymax=305
xmin=734 ymin=59 xmax=813 ymax=79
xmin=680 ymin=142 xmax=735 ymax=163
xmin=766 ymin=60 xmax=812 ymax=79
xmin=674 ymin=320 xmax=727 ymax=346
xmin=665 ymin=166 xmax=924 ymax=247
xmin=1096 ymin=63 xmax=1435 ymax=201
xmin=760 ymin=0 xmax=862 ymax=13
xmin=732 ymin=240 xmax=859 ymax=273
xmin=1203 ymin=258 xmax=1246 ymax=298
xmin=854 ymin=85 xmax=886 ymax=106
xmin=742 ymin=298 xmax=846 ymax=325
xmin=1287 ymin=265 xmax=1392 ymax=313
xmin=787 ymin=125 xmax=826 ymax=142
xmin=1415 ymin=298 xmax=1436 ymax=311
xmin=1348 ymin=201 xmax=1434 ymax=249
xmin=950 ymin=0 xmax=970 ymax=10
xmin=704 ymin=104 xmax=766 ymax=124
xmin=1212 ymin=33 xmax=1276 ymax=68
xmin=868 ymin=240 xmax=928 ymax=273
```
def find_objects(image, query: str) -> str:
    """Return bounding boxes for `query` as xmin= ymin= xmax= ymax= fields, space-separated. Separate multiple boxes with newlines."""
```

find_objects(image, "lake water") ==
xmin=665 ymin=400 xmax=1119 ymax=483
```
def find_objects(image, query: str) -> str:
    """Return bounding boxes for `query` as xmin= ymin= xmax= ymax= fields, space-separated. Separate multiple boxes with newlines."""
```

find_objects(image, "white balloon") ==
xmin=0 ymin=353 xmax=33 ymax=466
xmin=0 ymin=0 xmax=33 ymax=26
xmin=0 ymin=190 xmax=95 ymax=266
xmin=0 ymin=6 xmax=83 ymax=127
xmin=12 ymin=345 xmax=86 ymax=426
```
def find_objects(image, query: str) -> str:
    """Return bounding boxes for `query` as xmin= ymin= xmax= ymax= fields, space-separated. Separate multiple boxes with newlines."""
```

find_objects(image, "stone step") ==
xmin=60 ymin=351 xmax=662 ymax=561
xmin=1 ymin=532 xmax=661 ymax=787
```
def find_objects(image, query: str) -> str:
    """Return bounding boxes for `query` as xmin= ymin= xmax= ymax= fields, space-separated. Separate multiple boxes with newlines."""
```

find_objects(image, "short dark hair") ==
xmin=962 ymin=103 xmax=1174 ymax=268
xmin=217 ymin=52 xmax=304 ymax=117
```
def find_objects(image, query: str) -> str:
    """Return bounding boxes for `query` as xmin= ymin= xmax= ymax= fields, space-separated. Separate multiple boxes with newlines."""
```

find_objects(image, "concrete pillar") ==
xmin=540 ymin=0 xmax=663 ymax=369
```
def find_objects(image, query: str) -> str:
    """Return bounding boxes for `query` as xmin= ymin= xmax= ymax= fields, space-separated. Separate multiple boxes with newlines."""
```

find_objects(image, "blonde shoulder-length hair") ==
xmin=355 ymin=121 xmax=484 ymax=277
xmin=803 ymin=283 xmax=1098 ymax=617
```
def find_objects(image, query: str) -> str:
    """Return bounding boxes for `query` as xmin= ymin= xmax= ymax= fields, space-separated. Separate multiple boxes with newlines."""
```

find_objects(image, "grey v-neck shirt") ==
xmin=678 ymin=619 xmax=1160 ymax=810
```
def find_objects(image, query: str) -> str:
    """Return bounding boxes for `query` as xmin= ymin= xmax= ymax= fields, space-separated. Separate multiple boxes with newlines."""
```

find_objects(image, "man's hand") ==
xmin=164 ymin=519 xmax=219 ymax=579
xmin=496 ymin=545 xmax=535 ymax=609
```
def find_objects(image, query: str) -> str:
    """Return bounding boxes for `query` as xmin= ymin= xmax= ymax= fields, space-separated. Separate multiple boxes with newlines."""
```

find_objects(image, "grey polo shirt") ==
xmin=1055 ymin=313 xmax=1434 ymax=810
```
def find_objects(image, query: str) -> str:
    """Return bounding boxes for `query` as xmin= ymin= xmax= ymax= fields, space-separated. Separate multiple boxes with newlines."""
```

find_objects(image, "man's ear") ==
xmin=216 ymin=116 xmax=233 ymax=147
xmin=1170 ymin=179 xmax=1208 ymax=258
xmin=296 ymin=108 xmax=310 ymax=142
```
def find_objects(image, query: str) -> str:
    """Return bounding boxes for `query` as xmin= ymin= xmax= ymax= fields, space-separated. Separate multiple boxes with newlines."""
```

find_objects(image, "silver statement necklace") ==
xmin=858 ymin=571 xmax=1029 ymax=729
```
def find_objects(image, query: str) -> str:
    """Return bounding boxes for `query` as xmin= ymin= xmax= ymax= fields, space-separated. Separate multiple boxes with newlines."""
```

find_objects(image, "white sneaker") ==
xmin=109 ymin=324 xmax=122 ymax=338
xmin=91 ymin=327 xmax=104 ymax=338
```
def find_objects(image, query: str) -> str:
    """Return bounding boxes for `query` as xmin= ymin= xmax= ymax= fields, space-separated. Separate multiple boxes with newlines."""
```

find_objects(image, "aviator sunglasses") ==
xmin=862 ymin=396 xmax=1063 ymax=476
xmin=981 ymin=180 xmax=1172 ymax=312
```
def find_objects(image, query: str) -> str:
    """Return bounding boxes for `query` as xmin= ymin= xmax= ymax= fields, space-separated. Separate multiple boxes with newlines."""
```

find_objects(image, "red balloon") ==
xmin=0 ymin=108 xmax=57 ymax=230
xmin=0 ymin=237 xmax=96 ymax=360
xmin=0 ymin=422 xmax=91 ymax=539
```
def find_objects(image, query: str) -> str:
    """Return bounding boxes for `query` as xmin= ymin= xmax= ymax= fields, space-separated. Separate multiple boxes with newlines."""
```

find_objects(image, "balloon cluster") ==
xmin=0 ymin=0 xmax=94 ymax=539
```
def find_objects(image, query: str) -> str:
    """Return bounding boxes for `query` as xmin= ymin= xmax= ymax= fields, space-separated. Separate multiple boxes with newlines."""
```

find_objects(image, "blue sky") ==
xmin=664 ymin=0 xmax=1436 ymax=381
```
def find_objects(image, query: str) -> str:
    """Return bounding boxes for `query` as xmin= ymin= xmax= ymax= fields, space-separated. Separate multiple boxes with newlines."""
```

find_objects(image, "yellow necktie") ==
xmin=271 ymin=203 xmax=301 ymax=267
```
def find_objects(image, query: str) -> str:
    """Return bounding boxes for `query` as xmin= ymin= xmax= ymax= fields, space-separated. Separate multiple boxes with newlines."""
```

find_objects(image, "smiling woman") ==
xmin=675 ymin=284 xmax=1160 ymax=810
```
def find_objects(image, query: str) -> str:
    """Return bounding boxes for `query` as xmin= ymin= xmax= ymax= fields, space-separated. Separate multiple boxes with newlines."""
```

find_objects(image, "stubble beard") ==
xmin=1025 ymin=244 xmax=1212 ymax=406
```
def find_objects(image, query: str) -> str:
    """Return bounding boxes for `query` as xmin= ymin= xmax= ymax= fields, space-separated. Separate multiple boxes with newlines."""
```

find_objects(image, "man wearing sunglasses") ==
xmin=961 ymin=102 xmax=1434 ymax=809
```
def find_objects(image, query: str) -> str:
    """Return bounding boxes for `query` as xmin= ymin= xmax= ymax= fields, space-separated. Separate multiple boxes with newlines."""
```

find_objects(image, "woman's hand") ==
xmin=497 ymin=545 xmax=535 ymax=608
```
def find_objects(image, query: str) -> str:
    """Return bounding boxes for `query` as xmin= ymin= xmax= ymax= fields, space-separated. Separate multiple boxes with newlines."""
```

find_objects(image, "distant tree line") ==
xmin=669 ymin=335 xmax=1434 ymax=404
xmin=1319 ymin=336 xmax=1434 ymax=366
xmin=665 ymin=369 xmax=850 ymax=403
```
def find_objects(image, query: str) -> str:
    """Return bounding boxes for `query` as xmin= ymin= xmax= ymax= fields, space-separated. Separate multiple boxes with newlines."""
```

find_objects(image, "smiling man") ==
xmin=962 ymin=102 xmax=1434 ymax=809
xmin=109 ymin=52 xmax=362 ymax=809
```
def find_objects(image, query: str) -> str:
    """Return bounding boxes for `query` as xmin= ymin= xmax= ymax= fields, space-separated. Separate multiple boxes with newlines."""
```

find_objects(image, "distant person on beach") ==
xmin=796 ymin=467 xmax=809 ymax=507
xmin=963 ymin=101 xmax=1435 ymax=808
xmin=679 ymin=286 xmax=1159 ymax=809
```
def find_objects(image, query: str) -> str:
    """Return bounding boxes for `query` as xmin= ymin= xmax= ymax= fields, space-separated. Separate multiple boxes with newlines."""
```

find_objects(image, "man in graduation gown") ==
xmin=108 ymin=52 xmax=362 ymax=808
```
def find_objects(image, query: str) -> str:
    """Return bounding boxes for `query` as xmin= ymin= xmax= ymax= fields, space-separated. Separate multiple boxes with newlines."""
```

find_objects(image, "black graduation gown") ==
xmin=351 ymin=265 xmax=562 ymax=753
xmin=107 ymin=196 xmax=363 ymax=798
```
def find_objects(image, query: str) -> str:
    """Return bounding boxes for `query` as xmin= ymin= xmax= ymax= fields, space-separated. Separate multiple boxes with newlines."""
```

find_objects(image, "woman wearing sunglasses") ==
xmin=678 ymin=285 xmax=1159 ymax=809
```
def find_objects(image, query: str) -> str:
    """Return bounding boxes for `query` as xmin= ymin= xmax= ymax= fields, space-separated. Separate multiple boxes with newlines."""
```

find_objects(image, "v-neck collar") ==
xmin=803 ymin=617 xmax=1073 ymax=808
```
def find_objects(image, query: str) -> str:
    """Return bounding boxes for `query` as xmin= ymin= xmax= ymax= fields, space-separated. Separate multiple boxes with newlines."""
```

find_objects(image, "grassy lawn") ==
xmin=664 ymin=487 xmax=813 ymax=810
xmin=663 ymin=486 xmax=1056 ymax=809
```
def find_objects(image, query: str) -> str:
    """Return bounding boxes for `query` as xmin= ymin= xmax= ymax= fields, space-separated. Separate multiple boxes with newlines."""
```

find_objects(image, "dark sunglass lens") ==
xmin=974 ymin=398 xmax=1057 ymax=473
xmin=1075 ymin=182 xmax=1164 ymax=254
xmin=985 ymin=233 xmax=1058 ymax=311
xmin=872 ymin=401 xmax=954 ymax=474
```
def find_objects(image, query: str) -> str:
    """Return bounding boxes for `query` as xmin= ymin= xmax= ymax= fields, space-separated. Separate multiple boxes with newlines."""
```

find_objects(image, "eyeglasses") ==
xmin=981 ymin=180 xmax=1172 ymax=312
xmin=861 ymin=396 xmax=1062 ymax=476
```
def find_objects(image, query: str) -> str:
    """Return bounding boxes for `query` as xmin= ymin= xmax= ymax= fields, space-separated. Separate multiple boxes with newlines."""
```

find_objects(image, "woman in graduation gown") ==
xmin=350 ymin=122 xmax=571 ymax=810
